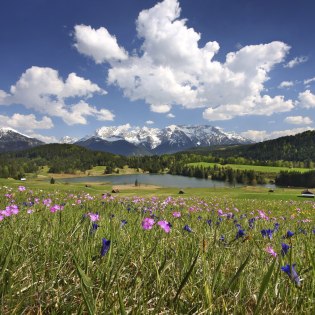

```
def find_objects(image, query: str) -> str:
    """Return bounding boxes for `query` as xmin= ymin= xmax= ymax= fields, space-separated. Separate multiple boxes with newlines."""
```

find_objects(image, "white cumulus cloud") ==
xmin=284 ymin=116 xmax=313 ymax=125
xmin=28 ymin=133 xmax=58 ymax=143
xmin=145 ymin=120 xmax=154 ymax=125
xmin=74 ymin=24 xmax=128 ymax=63
xmin=0 ymin=66 xmax=114 ymax=125
xmin=150 ymin=104 xmax=172 ymax=113
xmin=74 ymin=0 xmax=293 ymax=120
xmin=298 ymin=90 xmax=315 ymax=108
xmin=0 ymin=113 xmax=54 ymax=131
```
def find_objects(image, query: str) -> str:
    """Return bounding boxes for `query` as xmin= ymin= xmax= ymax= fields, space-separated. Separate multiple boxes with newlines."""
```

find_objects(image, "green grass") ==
xmin=1 ymin=182 xmax=315 ymax=314
xmin=187 ymin=162 xmax=312 ymax=173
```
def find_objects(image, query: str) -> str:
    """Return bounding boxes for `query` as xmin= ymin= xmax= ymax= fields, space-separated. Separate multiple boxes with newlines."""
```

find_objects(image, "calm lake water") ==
xmin=60 ymin=173 xmax=274 ymax=189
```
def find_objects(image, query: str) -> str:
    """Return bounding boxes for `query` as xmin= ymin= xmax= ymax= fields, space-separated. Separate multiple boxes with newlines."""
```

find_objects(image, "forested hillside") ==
xmin=188 ymin=130 xmax=315 ymax=165
xmin=0 ymin=144 xmax=127 ymax=178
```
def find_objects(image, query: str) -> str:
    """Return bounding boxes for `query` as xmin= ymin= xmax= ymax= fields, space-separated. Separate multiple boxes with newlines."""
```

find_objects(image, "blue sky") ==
xmin=0 ymin=0 xmax=315 ymax=142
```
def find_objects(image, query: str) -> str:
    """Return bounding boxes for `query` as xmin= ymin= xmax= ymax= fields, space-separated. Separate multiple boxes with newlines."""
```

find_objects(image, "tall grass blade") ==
xmin=254 ymin=258 xmax=277 ymax=314
xmin=227 ymin=251 xmax=251 ymax=290
xmin=173 ymin=251 xmax=199 ymax=302
xmin=117 ymin=284 xmax=127 ymax=315
xmin=73 ymin=256 xmax=95 ymax=315
xmin=0 ymin=239 xmax=14 ymax=280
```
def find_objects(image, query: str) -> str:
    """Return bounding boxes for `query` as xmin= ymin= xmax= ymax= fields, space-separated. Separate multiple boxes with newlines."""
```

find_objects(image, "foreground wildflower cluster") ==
xmin=1 ymin=185 xmax=315 ymax=314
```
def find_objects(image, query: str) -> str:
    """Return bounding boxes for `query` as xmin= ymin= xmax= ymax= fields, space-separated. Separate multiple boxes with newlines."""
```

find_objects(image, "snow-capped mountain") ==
xmin=95 ymin=124 xmax=162 ymax=150
xmin=0 ymin=127 xmax=44 ymax=152
xmin=76 ymin=124 xmax=252 ymax=155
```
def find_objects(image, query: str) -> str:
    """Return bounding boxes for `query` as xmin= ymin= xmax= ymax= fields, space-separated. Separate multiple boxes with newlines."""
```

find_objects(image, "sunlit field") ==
xmin=1 ymin=184 xmax=315 ymax=314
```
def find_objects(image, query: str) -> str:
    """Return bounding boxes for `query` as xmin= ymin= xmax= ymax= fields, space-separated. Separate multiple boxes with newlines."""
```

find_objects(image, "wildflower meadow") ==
xmin=1 ymin=185 xmax=315 ymax=314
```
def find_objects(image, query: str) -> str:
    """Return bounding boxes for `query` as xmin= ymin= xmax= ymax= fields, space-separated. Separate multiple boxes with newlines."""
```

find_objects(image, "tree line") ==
xmin=276 ymin=170 xmax=315 ymax=188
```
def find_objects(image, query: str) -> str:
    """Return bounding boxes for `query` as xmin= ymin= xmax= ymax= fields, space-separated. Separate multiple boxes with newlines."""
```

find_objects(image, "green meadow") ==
xmin=1 ymin=178 xmax=315 ymax=314
xmin=187 ymin=162 xmax=312 ymax=174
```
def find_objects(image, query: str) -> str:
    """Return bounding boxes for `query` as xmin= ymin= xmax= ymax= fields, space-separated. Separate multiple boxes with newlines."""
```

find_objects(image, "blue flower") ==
xmin=298 ymin=228 xmax=307 ymax=235
xmin=206 ymin=219 xmax=212 ymax=226
xmin=183 ymin=225 xmax=192 ymax=233
xmin=285 ymin=230 xmax=294 ymax=238
xmin=261 ymin=229 xmax=274 ymax=239
xmin=281 ymin=264 xmax=301 ymax=286
xmin=235 ymin=229 xmax=246 ymax=239
xmin=90 ymin=223 xmax=99 ymax=235
xmin=281 ymin=243 xmax=290 ymax=256
xmin=120 ymin=220 xmax=127 ymax=227
xmin=248 ymin=218 xmax=255 ymax=229
xmin=101 ymin=238 xmax=111 ymax=257
xmin=274 ymin=222 xmax=280 ymax=231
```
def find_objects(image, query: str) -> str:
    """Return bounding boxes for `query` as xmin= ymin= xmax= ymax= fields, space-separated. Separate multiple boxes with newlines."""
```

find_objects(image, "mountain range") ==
xmin=75 ymin=124 xmax=252 ymax=155
xmin=0 ymin=125 xmax=252 ymax=155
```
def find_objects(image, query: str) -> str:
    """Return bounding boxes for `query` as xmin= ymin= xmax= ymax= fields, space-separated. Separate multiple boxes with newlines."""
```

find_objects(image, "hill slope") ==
xmin=193 ymin=130 xmax=315 ymax=163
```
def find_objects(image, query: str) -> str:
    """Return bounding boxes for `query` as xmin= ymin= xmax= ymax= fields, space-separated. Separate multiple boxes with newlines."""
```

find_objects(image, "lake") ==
xmin=60 ymin=173 xmax=274 ymax=188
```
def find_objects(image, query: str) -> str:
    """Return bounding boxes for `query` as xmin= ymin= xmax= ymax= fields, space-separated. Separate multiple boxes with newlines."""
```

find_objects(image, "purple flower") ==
xmin=88 ymin=212 xmax=100 ymax=222
xmin=50 ymin=204 xmax=63 ymax=213
xmin=206 ymin=219 xmax=212 ymax=226
xmin=281 ymin=243 xmax=290 ymax=256
xmin=157 ymin=220 xmax=171 ymax=233
xmin=101 ymin=238 xmax=111 ymax=256
xmin=265 ymin=246 xmax=277 ymax=257
xmin=18 ymin=186 xmax=26 ymax=192
xmin=261 ymin=229 xmax=274 ymax=239
xmin=281 ymin=264 xmax=301 ymax=286
xmin=183 ymin=225 xmax=192 ymax=233
xmin=172 ymin=211 xmax=181 ymax=218
xmin=142 ymin=217 xmax=155 ymax=230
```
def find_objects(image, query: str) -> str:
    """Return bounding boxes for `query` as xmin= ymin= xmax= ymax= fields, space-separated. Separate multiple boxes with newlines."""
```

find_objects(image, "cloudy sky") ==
xmin=0 ymin=0 xmax=315 ymax=142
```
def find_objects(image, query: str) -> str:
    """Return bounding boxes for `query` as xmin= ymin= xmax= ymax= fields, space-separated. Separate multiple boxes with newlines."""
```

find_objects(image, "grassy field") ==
xmin=1 ymin=180 xmax=315 ymax=314
xmin=187 ymin=162 xmax=312 ymax=174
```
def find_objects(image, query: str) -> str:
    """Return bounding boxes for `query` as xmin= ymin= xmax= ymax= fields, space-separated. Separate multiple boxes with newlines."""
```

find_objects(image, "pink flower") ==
xmin=265 ymin=246 xmax=277 ymax=258
xmin=172 ymin=211 xmax=181 ymax=218
xmin=50 ymin=205 xmax=64 ymax=213
xmin=157 ymin=220 xmax=171 ymax=233
xmin=258 ymin=210 xmax=269 ymax=220
xmin=142 ymin=217 xmax=155 ymax=230
xmin=27 ymin=209 xmax=33 ymax=214
xmin=218 ymin=209 xmax=224 ymax=216
xmin=43 ymin=199 xmax=52 ymax=206
xmin=88 ymin=212 xmax=100 ymax=222
xmin=18 ymin=186 xmax=26 ymax=192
